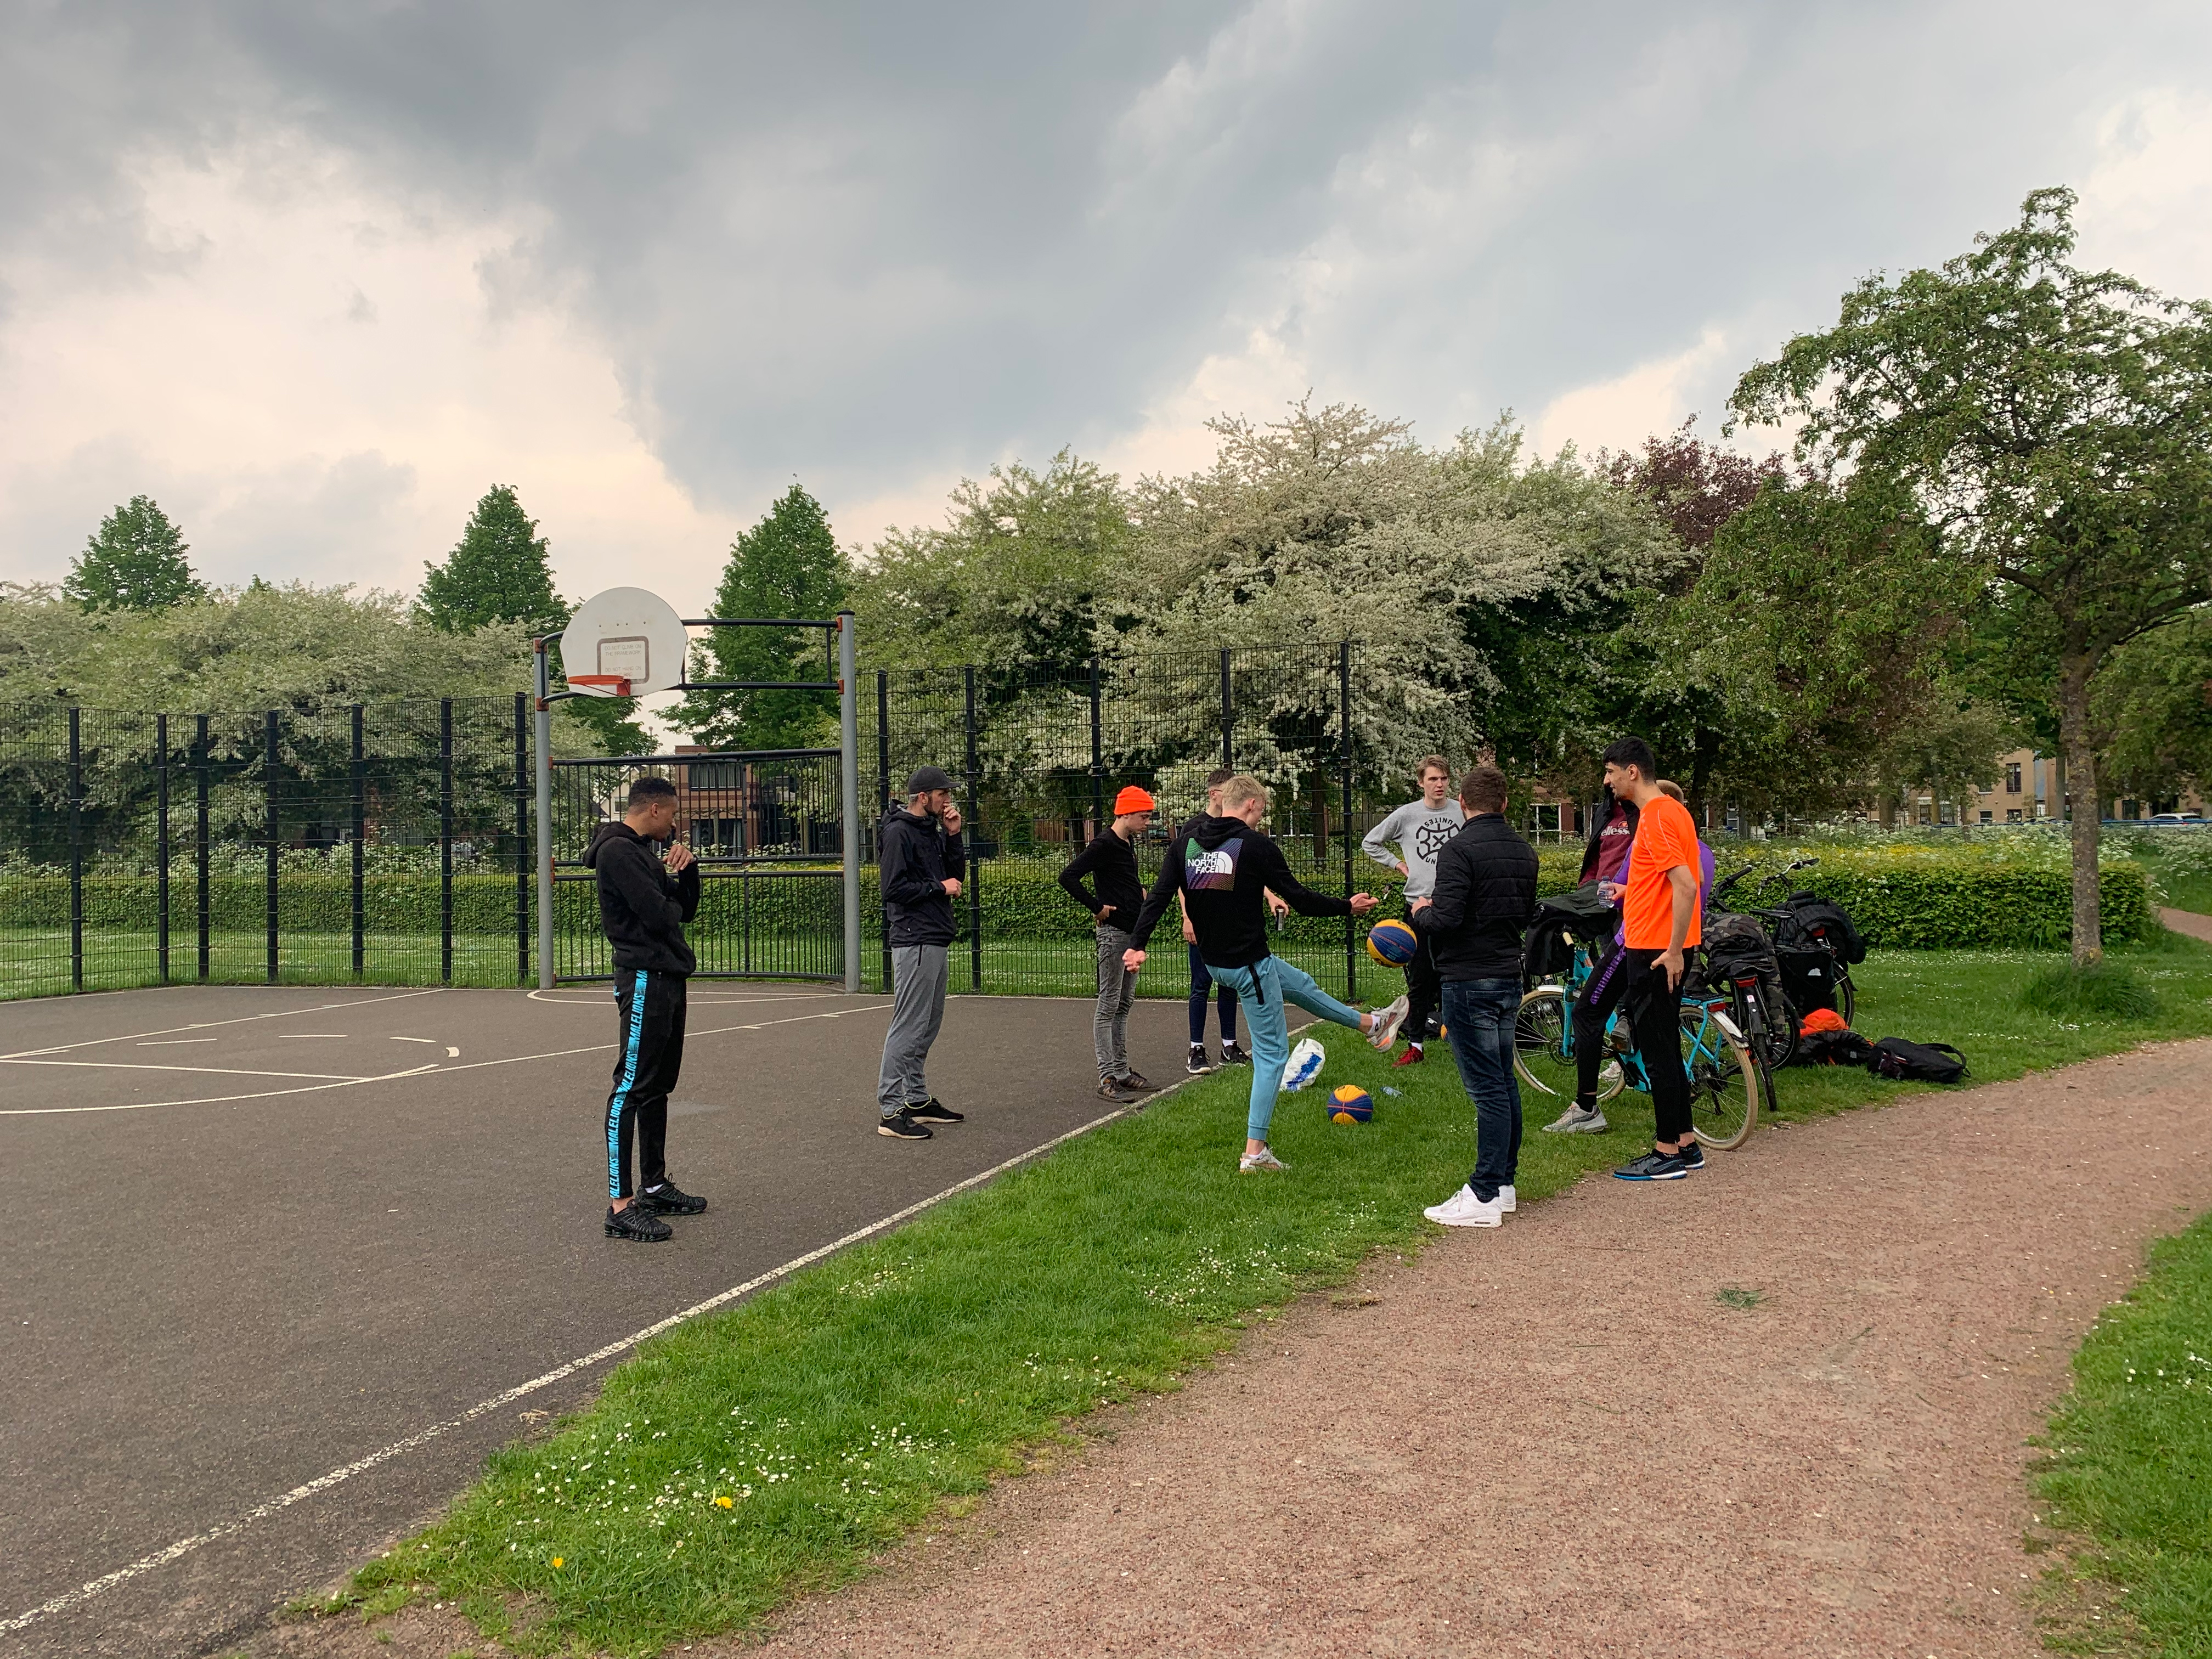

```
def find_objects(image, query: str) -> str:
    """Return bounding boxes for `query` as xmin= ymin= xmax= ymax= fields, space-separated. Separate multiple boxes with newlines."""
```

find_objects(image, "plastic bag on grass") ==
xmin=1282 ymin=1036 xmax=1326 ymax=1090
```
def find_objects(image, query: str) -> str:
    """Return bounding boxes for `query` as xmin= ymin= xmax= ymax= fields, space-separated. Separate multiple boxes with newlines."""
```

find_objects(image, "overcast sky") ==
xmin=4 ymin=0 xmax=2210 ymax=610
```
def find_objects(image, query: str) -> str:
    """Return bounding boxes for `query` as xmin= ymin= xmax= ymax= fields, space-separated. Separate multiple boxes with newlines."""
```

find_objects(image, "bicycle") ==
xmin=1709 ymin=856 xmax=1858 ymax=1028
xmin=1513 ymin=936 xmax=1764 ymax=1150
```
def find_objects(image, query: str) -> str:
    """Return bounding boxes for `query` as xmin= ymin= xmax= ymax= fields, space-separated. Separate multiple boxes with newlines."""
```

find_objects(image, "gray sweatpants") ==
xmin=1093 ymin=924 xmax=1136 ymax=1080
xmin=878 ymin=943 xmax=951 ymax=1116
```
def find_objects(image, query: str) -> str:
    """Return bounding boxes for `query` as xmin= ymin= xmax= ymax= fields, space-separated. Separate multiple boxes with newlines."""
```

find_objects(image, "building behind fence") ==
xmin=1 ymin=645 xmax=1422 ymax=1004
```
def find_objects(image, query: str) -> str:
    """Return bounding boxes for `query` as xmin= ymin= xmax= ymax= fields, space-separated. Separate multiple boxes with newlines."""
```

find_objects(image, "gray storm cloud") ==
xmin=5 ymin=0 xmax=2211 ymax=532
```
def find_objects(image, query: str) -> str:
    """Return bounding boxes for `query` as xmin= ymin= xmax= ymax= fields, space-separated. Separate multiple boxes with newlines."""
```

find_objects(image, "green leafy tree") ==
xmin=419 ymin=484 xmax=644 ymax=754
xmin=417 ymin=485 xmax=563 ymax=634
xmin=854 ymin=451 xmax=1130 ymax=677
xmin=65 ymin=496 xmax=204 ymax=611
xmin=2094 ymin=608 xmax=2212 ymax=804
xmin=1731 ymin=187 xmax=2212 ymax=960
xmin=681 ymin=485 xmax=850 ymax=751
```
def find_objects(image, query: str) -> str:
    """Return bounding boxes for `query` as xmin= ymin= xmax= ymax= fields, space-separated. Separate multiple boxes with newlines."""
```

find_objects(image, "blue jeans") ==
xmin=1442 ymin=979 xmax=1523 ymax=1202
xmin=1205 ymin=956 xmax=1365 ymax=1141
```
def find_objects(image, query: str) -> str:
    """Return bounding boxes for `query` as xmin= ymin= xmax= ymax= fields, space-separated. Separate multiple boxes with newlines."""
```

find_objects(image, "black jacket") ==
xmin=583 ymin=820 xmax=702 ymax=976
xmin=1058 ymin=827 xmax=1144 ymax=928
xmin=878 ymin=805 xmax=966 ymax=947
xmin=1130 ymin=815 xmax=1348 ymax=969
xmin=1413 ymin=814 xmax=1539 ymax=981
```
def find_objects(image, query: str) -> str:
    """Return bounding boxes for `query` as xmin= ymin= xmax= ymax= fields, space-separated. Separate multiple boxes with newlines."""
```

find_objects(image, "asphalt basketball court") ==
xmin=0 ymin=978 xmax=1233 ymax=1657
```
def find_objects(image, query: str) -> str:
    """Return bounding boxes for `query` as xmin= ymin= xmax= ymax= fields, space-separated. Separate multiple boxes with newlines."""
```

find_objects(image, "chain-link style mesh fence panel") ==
xmin=858 ymin=644 xmax=1371 ymax=1003
xmin=0 ymin=697 xmax=532 ymax=999
xmin=3 ymin=648 xmax=1393 ymax=1003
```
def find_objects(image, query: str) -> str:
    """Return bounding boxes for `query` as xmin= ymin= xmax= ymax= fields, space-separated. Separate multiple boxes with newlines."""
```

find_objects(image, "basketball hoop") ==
xmin=566 ymin=674 xmax=633 ymax=698
xmin=560 ymin=588 xmax=690 ymax=698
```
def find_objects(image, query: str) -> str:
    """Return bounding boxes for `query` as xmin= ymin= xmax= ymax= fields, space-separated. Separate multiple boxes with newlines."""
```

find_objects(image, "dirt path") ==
xmin=732 ymin=1040 xmax=2212 ymax=1658
xmin=262 ymin=1040 xmax=2212 ymax=1659
xmin=2162 ymin=905 xmax=2212 ymax=943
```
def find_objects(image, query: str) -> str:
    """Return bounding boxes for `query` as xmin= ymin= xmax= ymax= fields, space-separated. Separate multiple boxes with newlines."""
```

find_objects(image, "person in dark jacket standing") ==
xmin=1547 ymin=782 xmax=1638 ymax=1135
xmin=1058 ymin=785 xmax=1159 ymax=1102
xmin=1124 ymin=775 xmax=1383 ymax=1172
xmin=583 ymin=774 xmax=706 ymax=1244
xmin=1410 ymin=765 xmax=1539 ymax=1228
xmin=874 ymin=765 xmax=970 ymax=1141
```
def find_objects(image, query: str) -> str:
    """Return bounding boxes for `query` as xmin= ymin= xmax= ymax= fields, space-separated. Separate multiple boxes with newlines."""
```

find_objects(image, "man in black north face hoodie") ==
xmin=872 ymin=765 xmax=970 ymax=1141
xmin=582 ymin=775 xmax=704 ymax=1243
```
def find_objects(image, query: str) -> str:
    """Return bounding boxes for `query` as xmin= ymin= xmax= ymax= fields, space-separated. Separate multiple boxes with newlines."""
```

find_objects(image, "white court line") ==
xmin=0 ymin=1006 xmax=891 ymax=1115
xmin=0 ymin=1060 xmax=371 ymax=1082
xmin=0 ymin=989 xmax=442 ymax=1061
xmin=0 ymin=1065 xmax=441 ymax=1118
xmin=390 ymin=1037 xmax=437 ymax=1045
xmin=137 ymin=1039 xmax=217 ymax=1046
xmin=0 ymin=1101 xmax=1134 ymax=1637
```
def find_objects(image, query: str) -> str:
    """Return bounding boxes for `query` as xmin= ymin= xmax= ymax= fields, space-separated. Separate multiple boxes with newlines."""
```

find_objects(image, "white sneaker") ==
xmin=1497 ymin=1184 xmax=1516 ymax=1212
xmin=1367 ymin=994 xmax=1410 ymax=1050
xmin=1422 ymin=1184 xmax=1504 ymax=1227
xmin=1238 ymin=1146 xmax=1290 ymax=1174
xmin=1543 ymin=1103 xmax=1608 ymax=1134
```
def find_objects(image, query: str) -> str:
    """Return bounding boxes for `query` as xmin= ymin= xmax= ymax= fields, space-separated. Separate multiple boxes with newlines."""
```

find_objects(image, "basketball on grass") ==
xmin=1365 ymin=918 xmax=1418 ymax=966
xmin=1326 ymin=1084 xmax=1375 ymax=1124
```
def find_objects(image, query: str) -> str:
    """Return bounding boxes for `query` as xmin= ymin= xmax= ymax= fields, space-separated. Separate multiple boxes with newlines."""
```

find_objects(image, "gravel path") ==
xmin=733 ymin=1039 xmax=2212 ymax=1659
xmin=2162 ymin=906 xmax=2212 ymax=943
xmin=259 ymin=1039 xmax=2212 ymax=1658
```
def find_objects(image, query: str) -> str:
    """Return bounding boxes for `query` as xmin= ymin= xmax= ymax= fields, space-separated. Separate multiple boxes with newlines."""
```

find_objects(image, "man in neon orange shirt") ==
xmin=1601 ymin=737 xmax=1707 ymax=1181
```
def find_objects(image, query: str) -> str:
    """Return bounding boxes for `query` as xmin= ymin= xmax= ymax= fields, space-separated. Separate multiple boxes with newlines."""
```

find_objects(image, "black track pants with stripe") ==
xmin=605 ymin=967 xmax=686 ymax=1201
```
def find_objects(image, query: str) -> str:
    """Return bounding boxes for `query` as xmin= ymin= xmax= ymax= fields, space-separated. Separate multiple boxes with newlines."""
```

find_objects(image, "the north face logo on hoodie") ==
xmin=1186 ymin=838 xmax=1242 ymax=890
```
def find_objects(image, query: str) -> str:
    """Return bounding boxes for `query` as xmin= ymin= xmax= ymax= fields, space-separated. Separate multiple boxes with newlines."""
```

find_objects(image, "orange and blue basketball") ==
xmin=1365 ymin=918 xmax=1418 ymax=966
xmin=1326 ymin=1084 xmax=1375 ymax=1124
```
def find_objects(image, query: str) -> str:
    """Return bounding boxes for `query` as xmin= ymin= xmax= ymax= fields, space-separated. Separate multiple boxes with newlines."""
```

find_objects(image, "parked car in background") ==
xmin=2148 ymin=812 xmax=2206 ymax=828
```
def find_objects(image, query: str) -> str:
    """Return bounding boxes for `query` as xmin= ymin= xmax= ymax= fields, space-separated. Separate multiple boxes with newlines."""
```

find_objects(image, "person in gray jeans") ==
xmin=874 ymin=766 xmax=969 ymax=1141
xmin=1059 ymin=785 xmax=1160 ymax=1102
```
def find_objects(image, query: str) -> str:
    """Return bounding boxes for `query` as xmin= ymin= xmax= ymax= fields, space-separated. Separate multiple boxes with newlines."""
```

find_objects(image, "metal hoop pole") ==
xmin=838 ymin=611 xmax=860 ymax=995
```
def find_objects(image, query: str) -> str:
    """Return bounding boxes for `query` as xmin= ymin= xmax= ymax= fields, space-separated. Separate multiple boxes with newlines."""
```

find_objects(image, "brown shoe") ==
xmin=1114 ymin=1070 xmax=1154 ymax=1092
xmin=1096 ymin=1078 xmax=1140 ymax=1103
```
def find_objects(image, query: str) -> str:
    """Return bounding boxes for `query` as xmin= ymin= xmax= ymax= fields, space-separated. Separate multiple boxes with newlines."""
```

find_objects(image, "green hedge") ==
xmin=0 ymin=841 xmax=2153 ymax=951
xmin=0 ymin=873 xmax=527 ymax=935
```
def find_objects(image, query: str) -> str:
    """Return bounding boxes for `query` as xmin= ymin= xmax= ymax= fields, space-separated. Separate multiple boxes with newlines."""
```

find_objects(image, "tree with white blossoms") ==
xmin=1110 ymin=399 xmax=1682 ymax=788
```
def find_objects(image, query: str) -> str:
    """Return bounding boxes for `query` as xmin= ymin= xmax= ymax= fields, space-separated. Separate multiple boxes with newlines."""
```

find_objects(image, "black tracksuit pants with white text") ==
xmin=606 ymin=967 xmax=687 ymax=1201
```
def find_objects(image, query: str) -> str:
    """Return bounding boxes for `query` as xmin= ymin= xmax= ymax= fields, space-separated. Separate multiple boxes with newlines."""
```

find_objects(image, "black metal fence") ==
xmin=0 ymin=696 xmax=532 ymax=1000
xmin=858 ymin=642 xmax=1370 ymax=1002
xmin=2 ymin=644 xmax=1401 ymax=1004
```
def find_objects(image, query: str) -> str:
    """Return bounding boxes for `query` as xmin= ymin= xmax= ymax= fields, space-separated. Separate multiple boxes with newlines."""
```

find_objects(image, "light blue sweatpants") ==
xmin=1205 ymin=956 xmax=1366 ymax=1141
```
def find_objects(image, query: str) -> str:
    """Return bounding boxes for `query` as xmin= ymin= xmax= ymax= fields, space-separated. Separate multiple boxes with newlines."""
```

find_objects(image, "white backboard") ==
xmin=563 ymin=586 xmax=690 ymax=696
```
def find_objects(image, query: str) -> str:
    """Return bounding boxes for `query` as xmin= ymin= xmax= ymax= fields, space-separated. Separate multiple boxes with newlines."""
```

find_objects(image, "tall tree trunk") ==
xmin=2058 ymin=657 xmax=2102 ymax=966
xmin=1688 ymin=725 xmax=1717 ymax=827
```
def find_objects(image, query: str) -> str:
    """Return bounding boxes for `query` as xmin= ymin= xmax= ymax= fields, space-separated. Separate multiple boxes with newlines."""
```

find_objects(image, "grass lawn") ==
xmin=336 ymin=933 xmax=2212 ymax=1655
xmin=2034 ymin=1210 xmax=2212 ymax=1656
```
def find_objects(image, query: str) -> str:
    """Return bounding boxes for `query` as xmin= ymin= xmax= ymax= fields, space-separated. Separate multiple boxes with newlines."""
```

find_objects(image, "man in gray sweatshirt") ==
xmin=1361 ymin=755 xmax=1465 ymax=1065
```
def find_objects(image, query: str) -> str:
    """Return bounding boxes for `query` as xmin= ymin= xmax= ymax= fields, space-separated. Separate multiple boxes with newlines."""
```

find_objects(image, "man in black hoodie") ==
xmin=874 ymin=765 xmax=970 ymax=1141
xmin=583 ymin=774 xmax=704 ymax=1244
xmin=1409 ymin=765 xmax=1539 ymax=1229
xmin=1124 ymin=774 xmax=1383 ymax=1172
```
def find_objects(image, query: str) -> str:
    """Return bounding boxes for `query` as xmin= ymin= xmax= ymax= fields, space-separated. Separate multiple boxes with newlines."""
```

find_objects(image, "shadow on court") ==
xmin=0 ymin=981 xmax=1209 ymax=1658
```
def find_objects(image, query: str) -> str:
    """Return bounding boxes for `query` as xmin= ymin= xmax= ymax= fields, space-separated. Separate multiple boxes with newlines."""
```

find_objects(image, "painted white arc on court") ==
xmin=0 ymin=1103 xmax=1135 ymax=1635
xmin=0 ymin=989 xmax=442 ymax=1061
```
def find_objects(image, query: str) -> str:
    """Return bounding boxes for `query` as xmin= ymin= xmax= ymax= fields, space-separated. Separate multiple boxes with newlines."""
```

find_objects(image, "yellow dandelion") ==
xmin=551 ymin=1556 xmax=564 ymax=1568
xmin=714 ymin=1495 xmax=733 ymax=1509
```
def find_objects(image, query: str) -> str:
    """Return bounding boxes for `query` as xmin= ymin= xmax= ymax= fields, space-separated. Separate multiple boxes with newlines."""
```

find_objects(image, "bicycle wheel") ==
xmin=1752 ymin=985 xmax=1798 ymax=1070
xmin=1679 ymin=1003 xmax=1759 ymax=1150
xmin=1835 ymin=970 xmax=1857 ymax=1028
xmin=1514 ymin=987 xmax=1624 ymax=1104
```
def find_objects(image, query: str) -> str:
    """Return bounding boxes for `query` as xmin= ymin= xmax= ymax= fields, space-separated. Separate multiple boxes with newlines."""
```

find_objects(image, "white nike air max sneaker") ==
xmin=1421 ymin=1184 xmax=1504 ymax=1228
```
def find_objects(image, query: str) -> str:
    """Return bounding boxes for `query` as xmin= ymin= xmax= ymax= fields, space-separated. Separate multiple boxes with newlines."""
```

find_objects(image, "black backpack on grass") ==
xmin=1776 ymin=893 xmax=1867 ymax=965
xmin=1867 ymin=1038 xmax=1968 ymax=1084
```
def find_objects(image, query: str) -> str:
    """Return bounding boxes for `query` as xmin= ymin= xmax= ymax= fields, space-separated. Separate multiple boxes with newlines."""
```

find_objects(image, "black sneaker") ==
xmin=1219 ymin=1041 xmax=1251 ymax=1066
xmin=1187 ymin=1044 xmax=1215 ymax=1075
xmin=877 ymin=1108 xmax=933 ymax=1140
xmin=1612 ymin=1149 xmax=1691 ymax=1182
xmin=1115 ymin=1069 xmax=1154 ymax=1092
xmin=605 ymin=1203 xmax=673 ymax=1242
xmin=1097 ymin=1077 xmax=1139 ymax=1103
xmin=634 ymin=1181 xmax=707 ymax=1216
xmin=1675 ymin=1142 xmax=1706 ymax=1172
xmin=906 ymin=1098 xmax=964 ymax=1124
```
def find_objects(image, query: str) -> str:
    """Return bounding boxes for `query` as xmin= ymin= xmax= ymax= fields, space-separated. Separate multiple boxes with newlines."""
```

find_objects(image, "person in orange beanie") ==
xmin=1059 ymin=784 xmax=1160 ymax=1102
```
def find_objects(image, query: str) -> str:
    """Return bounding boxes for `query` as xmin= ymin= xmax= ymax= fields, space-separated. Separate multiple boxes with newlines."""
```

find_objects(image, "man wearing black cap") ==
xmin=874 ymin=766 xmax=969 ymax=1140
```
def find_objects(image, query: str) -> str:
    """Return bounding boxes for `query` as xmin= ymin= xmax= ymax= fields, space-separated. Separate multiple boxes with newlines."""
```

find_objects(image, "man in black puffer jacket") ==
xmin=1410 ymin=765 xmax=1540 ymax=1229
xmin=873 ymin=765 xmax=970 ymax=1141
